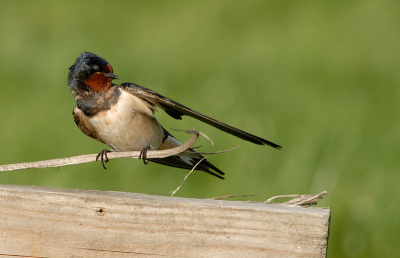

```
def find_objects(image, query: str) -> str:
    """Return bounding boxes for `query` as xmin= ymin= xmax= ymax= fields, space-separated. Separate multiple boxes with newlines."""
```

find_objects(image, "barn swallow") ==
xmin=68 ymin=52 xmax=281 ymax=179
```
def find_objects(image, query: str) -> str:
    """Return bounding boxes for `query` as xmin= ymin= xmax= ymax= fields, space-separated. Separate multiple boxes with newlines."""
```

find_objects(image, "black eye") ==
xmin=92 ymin=65 xmax=99 ymax=71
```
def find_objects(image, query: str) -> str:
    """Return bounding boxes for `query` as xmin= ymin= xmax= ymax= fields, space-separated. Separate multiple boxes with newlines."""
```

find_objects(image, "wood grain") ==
xmin=0 ymin=184 xmax=330 ymax=258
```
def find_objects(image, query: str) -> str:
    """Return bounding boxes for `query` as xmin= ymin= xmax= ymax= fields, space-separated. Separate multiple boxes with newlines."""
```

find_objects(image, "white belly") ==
xmin=87 ymin=90 xmax=164 ymax=152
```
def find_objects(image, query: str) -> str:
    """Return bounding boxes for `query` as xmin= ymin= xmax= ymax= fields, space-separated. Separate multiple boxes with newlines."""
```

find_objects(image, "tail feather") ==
xmin=148 ymin=153 xmax=225 ymax=179
xmin=151 ymin=128 xmax=225 ymax=179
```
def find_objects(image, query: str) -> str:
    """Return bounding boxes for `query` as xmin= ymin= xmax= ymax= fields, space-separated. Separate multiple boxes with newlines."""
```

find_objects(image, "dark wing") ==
xmin=149 ymin=153 xmax=225 ymax=179
xmin=120 ymin=83 xmax=281 ymax=148
xmin=73 ymin=106 xmax=105 ymax=143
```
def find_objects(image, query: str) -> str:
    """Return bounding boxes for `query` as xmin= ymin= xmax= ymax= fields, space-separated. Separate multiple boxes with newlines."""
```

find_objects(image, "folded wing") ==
xmin=120 ymin=83 xmax=281 ymax=148
xmin=73 ymin=106 xmax=105 ymax=143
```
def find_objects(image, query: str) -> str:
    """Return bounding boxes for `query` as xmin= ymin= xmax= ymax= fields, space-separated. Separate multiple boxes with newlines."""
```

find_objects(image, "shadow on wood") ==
xmin=0 ymin=184 xmax=330 ymax=258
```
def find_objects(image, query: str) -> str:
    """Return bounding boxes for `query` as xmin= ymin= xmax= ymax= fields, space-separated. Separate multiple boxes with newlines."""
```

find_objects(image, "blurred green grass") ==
xmin=0 ymin=1 xmax=399 ymax=257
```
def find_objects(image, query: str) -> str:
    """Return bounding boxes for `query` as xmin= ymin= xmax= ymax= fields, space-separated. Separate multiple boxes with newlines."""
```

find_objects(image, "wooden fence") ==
xmin=0 ymin=184 xmax=330 ymax=257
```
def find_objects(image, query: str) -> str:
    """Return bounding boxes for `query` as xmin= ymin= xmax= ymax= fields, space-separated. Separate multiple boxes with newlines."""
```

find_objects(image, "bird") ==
xmin=68 ymin=52 xmax=281 ymax=179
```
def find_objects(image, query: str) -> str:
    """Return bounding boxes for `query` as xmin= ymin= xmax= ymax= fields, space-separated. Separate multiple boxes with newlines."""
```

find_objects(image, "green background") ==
xmin=0 ymin=1 xmax=398 ymax=257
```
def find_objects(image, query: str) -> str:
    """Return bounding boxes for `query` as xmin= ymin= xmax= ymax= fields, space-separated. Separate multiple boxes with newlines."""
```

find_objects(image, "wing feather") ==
xmin=120 ymin=83 xmax=281 ymax=148
xmin=72 ymin=106 xmax=105 ymax=143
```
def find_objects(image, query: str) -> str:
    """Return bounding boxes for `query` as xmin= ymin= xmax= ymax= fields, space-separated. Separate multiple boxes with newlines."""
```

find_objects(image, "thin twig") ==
xmin=171 ymin=128 xmax=214 ymax=146
xmin=283 ymin=191 xmax=327 ymax=206
xmin=170 ymin=157 xmax=206 ymax=197
xmin=0 ymin=130 xmax=201 ymax=173
xmin=211 ymin=195 xmax=256 ymax=200
xmin=193 ymin=146 xmax=239 ymax=155
xmin=264 ymin=191 xmax=328 ymax=206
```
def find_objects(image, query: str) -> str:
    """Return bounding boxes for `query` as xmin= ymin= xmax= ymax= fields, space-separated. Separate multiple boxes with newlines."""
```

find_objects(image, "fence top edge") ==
xmin=0 ymin=183 xmax=330 ymax=216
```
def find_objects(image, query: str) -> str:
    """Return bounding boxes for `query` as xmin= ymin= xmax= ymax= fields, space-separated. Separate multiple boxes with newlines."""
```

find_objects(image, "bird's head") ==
xmin=68 ymin=52 xmax=120 ymax=92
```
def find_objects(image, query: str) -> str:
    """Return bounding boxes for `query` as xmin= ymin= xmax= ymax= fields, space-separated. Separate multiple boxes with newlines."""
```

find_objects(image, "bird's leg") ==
xmin=139 ymin=146 xmax=152 ymax=165
xmin=96 ymin=149 xmax=110 ymax=169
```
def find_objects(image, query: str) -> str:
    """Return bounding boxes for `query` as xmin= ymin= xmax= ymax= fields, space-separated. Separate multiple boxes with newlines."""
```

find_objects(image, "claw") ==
xmin=96 ymin=149 xmax=110 ymax=169
xmin=139 ymin=146 xmax=151 ymax=165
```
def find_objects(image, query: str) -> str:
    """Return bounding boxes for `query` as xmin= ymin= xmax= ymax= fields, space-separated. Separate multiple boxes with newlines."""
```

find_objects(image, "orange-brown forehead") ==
xmin=102 ymin=64 xmax=113 ymax=73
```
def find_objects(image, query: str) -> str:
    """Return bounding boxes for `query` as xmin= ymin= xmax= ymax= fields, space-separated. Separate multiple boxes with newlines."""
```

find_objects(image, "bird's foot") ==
xmin=139 ymin=146 xmax=151 ymax=165
xmin=96 ymin=149 xmax=110 ymax=169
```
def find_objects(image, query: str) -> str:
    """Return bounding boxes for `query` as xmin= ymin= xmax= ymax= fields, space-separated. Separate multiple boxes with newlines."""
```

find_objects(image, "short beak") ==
xmin=106 ymin=73 xmax=120 ymax=80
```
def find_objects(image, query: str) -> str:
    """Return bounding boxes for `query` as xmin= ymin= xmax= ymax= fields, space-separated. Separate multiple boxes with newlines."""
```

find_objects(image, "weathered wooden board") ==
xmin=0 ymin=184 xmax=330 ymax=257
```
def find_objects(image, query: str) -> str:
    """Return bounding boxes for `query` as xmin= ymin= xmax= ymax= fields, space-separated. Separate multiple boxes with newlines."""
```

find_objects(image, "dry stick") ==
xmin=283 ymin=191 xmax=328 ymax=206
xmin=170 ymin=157 xmax=206 ymax=197
xmin=211 ymin=195 xmax=257 ymax=200
xmin=264 ymin=191 xmax=328 ymax=206
xmin=0 ymin=130 xmax=201 ymax=173
xmin=171 ymin=128 xmax=214 ymax=146
xmin=194 ymin=146 xmax=239 ymax=155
